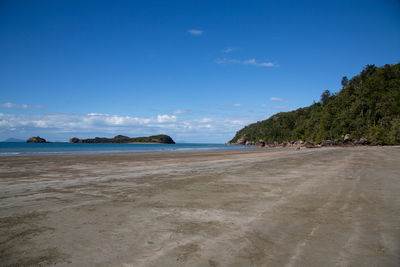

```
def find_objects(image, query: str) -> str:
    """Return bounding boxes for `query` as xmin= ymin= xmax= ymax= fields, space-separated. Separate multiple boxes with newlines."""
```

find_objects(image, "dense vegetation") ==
xmin=70 ymin=134 xmax=175 ymax=144
xmin=230 ymin=63 xmax=400 ymax=145
xmin=26 ymin=136 xmax=47 ymax=143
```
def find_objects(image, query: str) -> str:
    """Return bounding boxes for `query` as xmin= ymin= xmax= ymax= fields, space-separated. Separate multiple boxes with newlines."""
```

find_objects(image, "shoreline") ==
xmin=0 ymin=143 xmax=252 ymax=157
xmin=0 ymin=147 xmax=276 ymax=161
xmin=1 ymin=143 xmax=396 ymax=158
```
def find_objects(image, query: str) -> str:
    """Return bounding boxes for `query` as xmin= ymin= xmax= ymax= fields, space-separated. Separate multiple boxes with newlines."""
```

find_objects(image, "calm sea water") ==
xmin=0 ymin=142 xmax=250 ymax=156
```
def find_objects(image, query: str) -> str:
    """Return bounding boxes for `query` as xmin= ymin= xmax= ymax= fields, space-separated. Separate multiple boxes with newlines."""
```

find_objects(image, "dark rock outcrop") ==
xmin=26 ymin=136 xmax=47 ymax=143
xmin=304 ymin=142 xmax=316 ymax=148
xmin=255 ymin=140 xmax=265 ymax=147
xmin=321 ymin=140 xmax=333 ymax=146
xmin=236 ymin=136 xmax=246 ymax=145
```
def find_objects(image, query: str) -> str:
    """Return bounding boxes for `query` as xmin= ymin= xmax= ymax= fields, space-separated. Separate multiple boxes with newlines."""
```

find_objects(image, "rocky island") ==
xmin=26 ymin=136 xmax=48 ymax=143
xmin=69 ymin=134 xmax=175 ymax=144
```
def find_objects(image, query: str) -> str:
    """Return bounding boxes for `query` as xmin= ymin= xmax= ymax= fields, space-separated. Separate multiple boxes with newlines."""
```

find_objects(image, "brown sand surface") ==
xmin=0 ymin=147 xmax=399 ymax=266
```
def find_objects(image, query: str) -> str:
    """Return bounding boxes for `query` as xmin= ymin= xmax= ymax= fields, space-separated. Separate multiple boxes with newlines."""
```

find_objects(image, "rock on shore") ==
xmin=229 ymin=134 xmax=373 ymax=148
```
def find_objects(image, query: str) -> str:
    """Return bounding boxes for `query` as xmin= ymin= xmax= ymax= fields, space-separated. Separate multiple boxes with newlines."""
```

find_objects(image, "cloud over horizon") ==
xmin=0 ymin=102 xmax=44 ymax=109
xmin=0 ymin=112 xmax=256 ymax=143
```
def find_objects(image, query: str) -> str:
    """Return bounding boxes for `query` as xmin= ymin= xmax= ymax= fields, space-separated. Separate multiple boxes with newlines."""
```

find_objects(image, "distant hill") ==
xmin=230 ymin=63 xmax=400 ymax=145
xmin=2 ymin=138 xmax=25 ymax=142
xmin=69 ymin=134 xmax=175 ymax=144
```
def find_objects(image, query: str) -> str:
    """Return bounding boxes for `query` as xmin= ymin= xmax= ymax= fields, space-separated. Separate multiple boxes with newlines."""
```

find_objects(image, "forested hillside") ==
xmin=230 ymin=63 xmax=400 ymax=145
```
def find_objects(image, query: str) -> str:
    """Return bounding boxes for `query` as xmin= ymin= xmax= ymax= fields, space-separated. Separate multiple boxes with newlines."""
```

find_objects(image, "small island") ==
xmin=25 ymin=134 xmax=175 ymax=144
xmin=26 ymin=136 xmax=48 ymax=143
xmin=69 ymin=134 xmax=175 ymax=144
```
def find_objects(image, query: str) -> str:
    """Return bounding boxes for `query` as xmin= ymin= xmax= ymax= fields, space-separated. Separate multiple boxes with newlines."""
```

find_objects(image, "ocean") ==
xmin=0 ymin=142 xmax=251 ymax=156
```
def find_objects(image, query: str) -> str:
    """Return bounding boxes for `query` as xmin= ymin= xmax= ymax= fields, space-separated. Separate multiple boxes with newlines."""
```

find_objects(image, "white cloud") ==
xmin=215 ymin=58 xmax=275 ymax=67
xmin=171 ymin=109 xmax=191 ymax=115
xmin=269 ymin=97 xmax=286 ymax=102
xmin=233 ymin=103 xmax=242 ymax=107
xmin=88 ymin=113 xmax=108 ymax=116
xmin=199 ymin=118 xmax=212 ymax=123
xmin=157 ymin=114 xmax=177 ymax=123
xmin=215 ymin=58 xmax=239 ymax=64
xmin=188 ymin=29 xmax=204 ymax=36
xmin=243 ymin=58 xmax=274 ymax=67
xmin=223 ymin=47 xmax=234 ymax=53
xmin=0 ymin=102 xmax=44 ymax=109
xmin=0 ymin=102 xmax=18 ymax=108
xmin=33 ymin=120 xmax=48 ymax=128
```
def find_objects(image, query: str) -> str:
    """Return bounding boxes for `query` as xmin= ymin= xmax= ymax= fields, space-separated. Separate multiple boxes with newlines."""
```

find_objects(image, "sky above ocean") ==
xmin=1 ymin=0 xmax=399 ymax=143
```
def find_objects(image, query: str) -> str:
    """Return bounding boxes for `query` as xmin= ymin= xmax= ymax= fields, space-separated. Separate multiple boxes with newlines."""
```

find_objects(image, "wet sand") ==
xmin=0 ymin=147 xmax=399 ymax=266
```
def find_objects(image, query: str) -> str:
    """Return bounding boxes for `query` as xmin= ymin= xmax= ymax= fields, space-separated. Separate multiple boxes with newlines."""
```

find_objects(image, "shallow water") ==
xmin=0 ymin=142 xmax=250 ymax=156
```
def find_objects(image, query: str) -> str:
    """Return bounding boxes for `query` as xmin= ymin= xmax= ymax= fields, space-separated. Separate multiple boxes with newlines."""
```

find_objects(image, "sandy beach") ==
xmin=0 ymin=147 xmax=399 ymax=266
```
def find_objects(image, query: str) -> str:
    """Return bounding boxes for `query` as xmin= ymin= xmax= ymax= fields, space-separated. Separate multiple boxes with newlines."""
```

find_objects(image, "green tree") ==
xmin=341 ymin=76 xmax=349 ymax=87
xmin=320 ymin=90 xmax=332 ymax=104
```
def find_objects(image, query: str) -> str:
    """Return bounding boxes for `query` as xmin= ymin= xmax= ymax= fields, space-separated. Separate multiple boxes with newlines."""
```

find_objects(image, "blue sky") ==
xmin=1 ymin=0 xmax=399 ymax=142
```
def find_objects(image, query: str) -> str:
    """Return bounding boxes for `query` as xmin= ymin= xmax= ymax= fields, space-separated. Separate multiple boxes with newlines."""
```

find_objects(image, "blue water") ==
xmin=0 ymin=142 xmax=250 ymax=156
